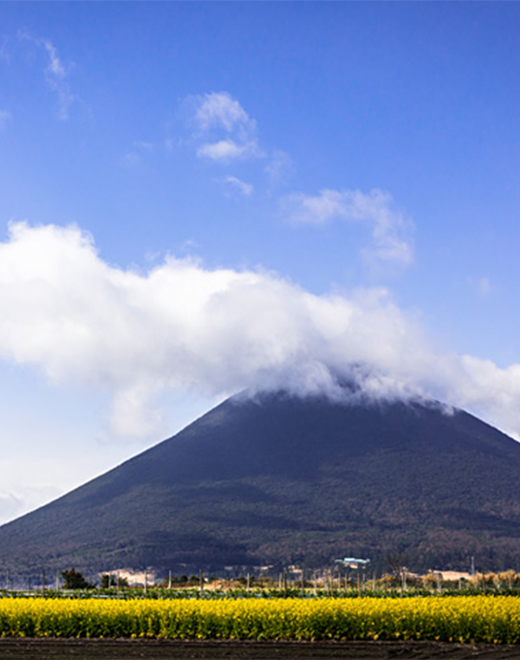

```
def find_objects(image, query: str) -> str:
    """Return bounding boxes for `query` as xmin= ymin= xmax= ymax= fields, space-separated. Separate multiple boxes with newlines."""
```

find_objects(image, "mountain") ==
xmin=2 ymin=391 xmax=520 ymax=578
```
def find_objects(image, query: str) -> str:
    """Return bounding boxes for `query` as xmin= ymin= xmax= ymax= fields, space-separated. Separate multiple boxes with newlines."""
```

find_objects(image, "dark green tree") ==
xmin=61 ymin=568 xmax=94 ymax=589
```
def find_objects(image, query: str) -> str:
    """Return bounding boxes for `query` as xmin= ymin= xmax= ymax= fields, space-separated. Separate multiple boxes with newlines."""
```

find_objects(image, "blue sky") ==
xmin=1 ymin=2 xmax=520 ymax=524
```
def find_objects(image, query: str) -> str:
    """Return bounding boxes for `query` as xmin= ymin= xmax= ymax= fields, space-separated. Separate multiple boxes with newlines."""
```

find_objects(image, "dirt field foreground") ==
xmin=0 ymin=639 xmax=519 ymax=660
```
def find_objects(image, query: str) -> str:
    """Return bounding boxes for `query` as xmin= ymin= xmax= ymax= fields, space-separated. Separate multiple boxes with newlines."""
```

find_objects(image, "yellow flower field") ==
xmin=0 ymin=596 xmax=519 ymax=643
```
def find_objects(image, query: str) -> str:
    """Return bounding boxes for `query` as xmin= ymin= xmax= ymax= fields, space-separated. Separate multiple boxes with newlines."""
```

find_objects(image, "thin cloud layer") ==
xmin=0 ymin=222 xmax=519 ymax=440
xmin=284 ymin=188 xmax=414 ymax=269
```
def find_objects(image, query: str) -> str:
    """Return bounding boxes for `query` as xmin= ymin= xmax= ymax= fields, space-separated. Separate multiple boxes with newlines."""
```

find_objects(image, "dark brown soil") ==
xmin=0 ymin=639 xmax=518 ymax=660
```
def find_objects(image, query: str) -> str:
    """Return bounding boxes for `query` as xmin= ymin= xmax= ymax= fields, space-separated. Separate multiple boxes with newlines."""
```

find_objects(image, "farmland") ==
xmin=1 ymin=595 xmax=520 ymax=644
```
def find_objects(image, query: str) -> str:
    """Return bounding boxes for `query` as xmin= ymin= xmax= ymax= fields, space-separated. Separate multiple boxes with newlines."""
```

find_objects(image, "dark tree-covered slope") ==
xmin=2 ymin=391 xmax=520 ymax=575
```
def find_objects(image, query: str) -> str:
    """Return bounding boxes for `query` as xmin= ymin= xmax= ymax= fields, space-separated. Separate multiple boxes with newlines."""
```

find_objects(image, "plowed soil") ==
xmin=0 ymin=639 xmax=518 ymax=660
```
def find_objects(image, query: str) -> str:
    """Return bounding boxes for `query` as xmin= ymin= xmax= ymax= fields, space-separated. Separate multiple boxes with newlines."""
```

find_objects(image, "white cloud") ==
xmin=193 ymin=92 xmax=251 ymax=133
xmin=197 ymin=139 xmax=255 ymax=162
xmin=283 ymin=188 xmax=414 ymax=269
xmin=190 ymin=92 xmax=261 ymax=162
xmin=286 ymin=189 xmax=350 ymax=226
xmin=0 ymin=222 xmax=520 ymax=441
xmin=220 ymin=176 xmax=254 ymax=197
xmin=42 ymin=39 xmax=66 ymax=79
xmin=18 ymin=32 xmax=75 ymax=121
xmin=184 ymin=92 xmax=292 ymax=195
xmin=110 ymin=385 xmax=163 ymax=437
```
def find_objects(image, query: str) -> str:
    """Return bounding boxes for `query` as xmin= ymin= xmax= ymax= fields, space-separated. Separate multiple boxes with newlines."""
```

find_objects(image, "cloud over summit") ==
xmin=1 ymin=222 xmax=520 ymax=441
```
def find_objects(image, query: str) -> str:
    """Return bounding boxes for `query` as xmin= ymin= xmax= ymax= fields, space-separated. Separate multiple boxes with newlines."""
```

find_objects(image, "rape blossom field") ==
xmin=1 ymin=596 xmax=520 ymax=644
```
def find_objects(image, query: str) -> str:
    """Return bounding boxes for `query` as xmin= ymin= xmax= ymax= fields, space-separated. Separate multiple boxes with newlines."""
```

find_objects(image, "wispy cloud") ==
xmin=193 ymin=91 xmax=251 ymax=133
xmin=219 ymin=175 xmax=254 ymax=197
xmin=265 ymin=149 xmax=295 ymax=185
xmin=189 ymin=92 xmax=262 ymax=163
xmin=181 ymin=92 xmax=294 ymax=199
xmin=0 ymin=222 xmax=519 ymax=441
xmin=283 ymin=188 xmax=414 ymax=269
xmin=42 ymin=38 xmax=66 ymax=78
xmin=18 ymin=31 xmax=76 ymax=121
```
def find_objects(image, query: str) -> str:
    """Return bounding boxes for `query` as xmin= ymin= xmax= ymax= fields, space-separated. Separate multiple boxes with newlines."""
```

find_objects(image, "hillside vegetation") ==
xmin=1 ymin=391 xmax=520 ymax=575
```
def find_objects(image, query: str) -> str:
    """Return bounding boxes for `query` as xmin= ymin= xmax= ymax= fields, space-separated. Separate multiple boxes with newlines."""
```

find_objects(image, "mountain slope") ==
xmin=2 ymin=391 xmax=520 ymax=576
